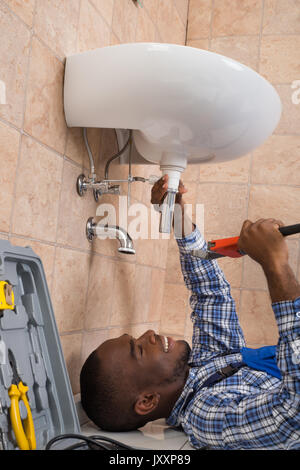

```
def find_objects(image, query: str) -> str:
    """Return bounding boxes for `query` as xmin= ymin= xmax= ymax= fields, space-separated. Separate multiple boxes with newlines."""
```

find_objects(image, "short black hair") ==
xmin=80 ymin=348 xmax=144 ymax=432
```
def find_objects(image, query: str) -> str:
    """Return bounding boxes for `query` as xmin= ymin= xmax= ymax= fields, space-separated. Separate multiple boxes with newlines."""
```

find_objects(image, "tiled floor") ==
xmin=76 ymin=398 xmax=194 ymax=450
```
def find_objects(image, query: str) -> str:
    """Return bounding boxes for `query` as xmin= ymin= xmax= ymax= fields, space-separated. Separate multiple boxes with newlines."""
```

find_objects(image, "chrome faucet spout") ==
xmin=86 ymin=218 xmax=135 ymax=254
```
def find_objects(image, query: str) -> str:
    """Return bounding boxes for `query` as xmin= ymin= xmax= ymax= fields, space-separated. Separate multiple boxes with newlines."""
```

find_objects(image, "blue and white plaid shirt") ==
xmin=166 ymin=226 xmax=300 ymax=450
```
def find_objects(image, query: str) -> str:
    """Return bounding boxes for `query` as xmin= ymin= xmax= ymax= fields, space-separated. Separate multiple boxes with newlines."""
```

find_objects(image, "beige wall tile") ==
xmin=110 ymin=30 xmax=121 ymax=45
xmin=196 ymin=183 xmax=249 ymax=237
xmin=5 ymin=0 xmax=35 ymax=27
xmin=186 ymin=39 xmax=210 ymax=50
xmin=90 ymin=0 xmax=115 ymax=26
xmin=251 ymin=135 xmax=300 ymax=185
xmin=112 ymin=0 xmax=138 ymax=43
xmin=210 ymin=36 xmax=259 ymax=70
xmin=12 ymin=135 xmax=63 ymax=242
xmin=243 ymin=238 xmax=299 ymax=289
xmin=0 ymin=233 xmax=9 ymax=240
xmin=65 ymin=127 xmax=101 ymax=169
xmin=24 ymin=38 xmax=67 ymax=154
xmin=52 ymin=247 xmax=90 ymax=333
xmin=274 ymin=84 xmax=300 ymax=135
xmin=81 ymin=329 xmax=108 ymax=364
xmin=148 ymin=268 xmax=166 ymax=322
xmin=231 ymin=288 xmax=241 ymax=315
xmin=0 ymin=3 xmax=31 ymax=127
xmin=169 ymin=5 xmax=187 ymax=44
xmin=143 ymin=0 xmax=159 ymax=25
xmin=0 ymin=121 xmax=20 ymax=232
xmin=248 ymin=185 xmax=300 ymax=233
xmin=187 ymin=0 xmax=212 ymax=40
xmin=60 ymin=333 xmax=83 ymax=394
xmin=185 ymin=310 xmax=194 ymax=339
xmin=263 ymin=0 xmax=300 ymax=35
xmin=199 ymin=153 xmax=251 ymax=183
xmin=175 ymin=0 xmax=189 ymax=25
xmin=133 ymin=264 xmax=152 ymax=323
xmin=152 ymin=238 xmax=169 ymax=269
xmin=77 ymin=0 xmax=111 ymax=52
xmin=260 ymin=35 xmax=300 ymax=83
xmin=160 ymin=282 xmax=189 ymax=336
xmin=108 ymin=322 xmax=160 ymax=340
xmin=135 ymin=238 xmax=154 ymax=265
xmin=239 ymin=290 xmax=279 ymax=345
xmin=110 ymin=260 xmax=136 ymax=326
xmin=156 ymin=0 xmax=176 ymax=43
xmin=85 ymin=254 xmax=116 ymax=329
xmin=34 ymin=0 xmax=80 ymax=60
xmin=56 ymin=159 xmax=97 ymax=251
xmin=9 ymin=236 xmax=55 ymax=287
xmin=130 ymin=322 xmax=161 ymax=338
xmin=212 ymin=0 xmax=263 ymax=36
xmin=216 ymin=256 xmax=243 ymax=289
xmin=136 ymin=5 xmax=156 ymax=42
xmin=108 ymin=325 xmax=132 ymax=339
xmin=182 ymin=162 xmax=201 ymax=182
xmin=165 ymin=238 xmax=183 ymax=284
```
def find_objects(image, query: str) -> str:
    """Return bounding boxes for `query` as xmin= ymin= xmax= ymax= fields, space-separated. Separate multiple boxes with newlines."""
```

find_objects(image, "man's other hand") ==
xmin=238 ymin=218 xmax=289 ymax=270
xmin=151 ymin=175 xmax=187 ymax=206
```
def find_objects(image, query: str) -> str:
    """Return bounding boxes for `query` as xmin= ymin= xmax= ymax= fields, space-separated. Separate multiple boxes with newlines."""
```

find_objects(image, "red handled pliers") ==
xmin=191 ymin=223 xmax=300 ymax=260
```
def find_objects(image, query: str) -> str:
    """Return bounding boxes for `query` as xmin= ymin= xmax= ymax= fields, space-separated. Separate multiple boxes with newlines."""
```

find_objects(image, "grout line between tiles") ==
xmin=1 ymin=0 xmax=33 ymax=32
xmin=257 ymin=0 xmax=265 ymax=73
xmin=209 ymin=0 xmax=214 ymax=49
xmin=88 ymin=0 xmax=113 ymax=33
xmin=240 ymin=152 xmax=253 ymax=290
xmin=196 ymin=181 xmax=300 ymax=188
xmin=8 ymin=0 xmax=36 ymax=239
xmin=75 ymin=0 xmax=82 ymax=56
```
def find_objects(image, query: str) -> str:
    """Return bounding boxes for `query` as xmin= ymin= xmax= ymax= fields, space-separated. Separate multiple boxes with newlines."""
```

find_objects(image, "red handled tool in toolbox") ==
xmin=191 ymin=223 xmax=300 ymax=260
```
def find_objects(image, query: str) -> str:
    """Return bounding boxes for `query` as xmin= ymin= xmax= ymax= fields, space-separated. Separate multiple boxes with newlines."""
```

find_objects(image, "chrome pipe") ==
xmin=86 ymin=218 xmax=135 ymax=254
xmin=159 ymin=190 xmax=177 ymax=234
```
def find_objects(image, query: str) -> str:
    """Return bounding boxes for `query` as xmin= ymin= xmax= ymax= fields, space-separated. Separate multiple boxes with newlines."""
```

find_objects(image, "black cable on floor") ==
xmin=45 ymin=433 xmax=139 ymax=451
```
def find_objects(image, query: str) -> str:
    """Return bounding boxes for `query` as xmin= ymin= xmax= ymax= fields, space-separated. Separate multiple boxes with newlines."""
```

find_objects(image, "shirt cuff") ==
xmin=272 ymin=296 xmax=300 ymax=335
xmin=175 ymin=224 xmax=207 ymax=253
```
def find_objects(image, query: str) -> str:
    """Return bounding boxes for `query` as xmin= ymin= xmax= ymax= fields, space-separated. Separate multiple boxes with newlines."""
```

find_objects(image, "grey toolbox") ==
xmin=0 ymin=240 xmax=80 ymax=450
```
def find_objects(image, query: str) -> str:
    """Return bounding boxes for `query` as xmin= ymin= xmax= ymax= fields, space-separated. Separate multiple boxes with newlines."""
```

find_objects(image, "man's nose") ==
xmin=139 ymin=329 xmax=156 ymax=344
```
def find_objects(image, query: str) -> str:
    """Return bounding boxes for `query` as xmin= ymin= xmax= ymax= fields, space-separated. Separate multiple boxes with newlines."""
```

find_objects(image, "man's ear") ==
xmin=134 ymin=392 xmax=160 ymax=416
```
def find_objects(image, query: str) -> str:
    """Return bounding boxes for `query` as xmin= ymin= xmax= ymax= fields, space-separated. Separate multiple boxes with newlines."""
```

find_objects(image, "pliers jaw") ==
xmin=191 ymin=248 xmax=226 ymax=260
xmin=191 ymin=236 xmax=245 ymax=260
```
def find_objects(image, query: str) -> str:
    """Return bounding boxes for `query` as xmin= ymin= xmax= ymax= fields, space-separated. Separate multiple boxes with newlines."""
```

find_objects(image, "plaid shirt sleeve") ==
xmin=176 ymin=225 xmax=246 ymax=365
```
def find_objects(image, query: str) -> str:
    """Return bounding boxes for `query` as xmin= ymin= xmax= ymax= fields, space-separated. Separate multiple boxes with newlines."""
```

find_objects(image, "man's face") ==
xmin=98 ymin=330 xmax=191 ymax=392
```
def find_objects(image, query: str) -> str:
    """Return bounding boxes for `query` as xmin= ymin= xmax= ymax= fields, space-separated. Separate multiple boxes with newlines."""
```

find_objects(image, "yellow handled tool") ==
xmin=0 ymin=281 xmax=15 ymax=310
xmin=8 ymin=350 xmax=36 ymax=450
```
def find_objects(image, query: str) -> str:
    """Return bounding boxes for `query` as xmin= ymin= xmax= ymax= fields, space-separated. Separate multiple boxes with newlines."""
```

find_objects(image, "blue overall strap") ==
xmin=241 ymin=345 xmax=281 ymax=380
xmin=201 ymin=361 xmax=245 ymax=389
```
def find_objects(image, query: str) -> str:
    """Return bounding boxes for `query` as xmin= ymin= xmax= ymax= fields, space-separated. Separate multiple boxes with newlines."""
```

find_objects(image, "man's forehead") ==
xmin=98 ymin=335 xmax=129 ymax=359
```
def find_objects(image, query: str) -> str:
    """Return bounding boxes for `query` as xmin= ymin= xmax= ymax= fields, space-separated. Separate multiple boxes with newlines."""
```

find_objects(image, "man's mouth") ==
xmin=162 ymin=335 xmax=175 ymax=353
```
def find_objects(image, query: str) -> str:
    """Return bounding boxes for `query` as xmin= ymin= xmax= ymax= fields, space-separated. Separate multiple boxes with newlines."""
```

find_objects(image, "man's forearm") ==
xmin=263 ymin=261 xmax=300 ymax=303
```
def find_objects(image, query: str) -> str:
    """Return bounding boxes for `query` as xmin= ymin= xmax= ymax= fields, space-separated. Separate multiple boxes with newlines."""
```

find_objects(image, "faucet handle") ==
xmin=108 ymin=185 xmax=121 ymax=195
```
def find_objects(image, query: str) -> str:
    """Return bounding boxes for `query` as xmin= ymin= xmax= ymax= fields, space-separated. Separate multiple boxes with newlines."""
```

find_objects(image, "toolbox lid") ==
xmin=0 ymin=240 xmax=80 ymax=450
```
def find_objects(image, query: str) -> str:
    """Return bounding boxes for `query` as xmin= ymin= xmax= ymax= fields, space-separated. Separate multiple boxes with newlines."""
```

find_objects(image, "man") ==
xmin=80 ymin=176 xmax=300 ymax=450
